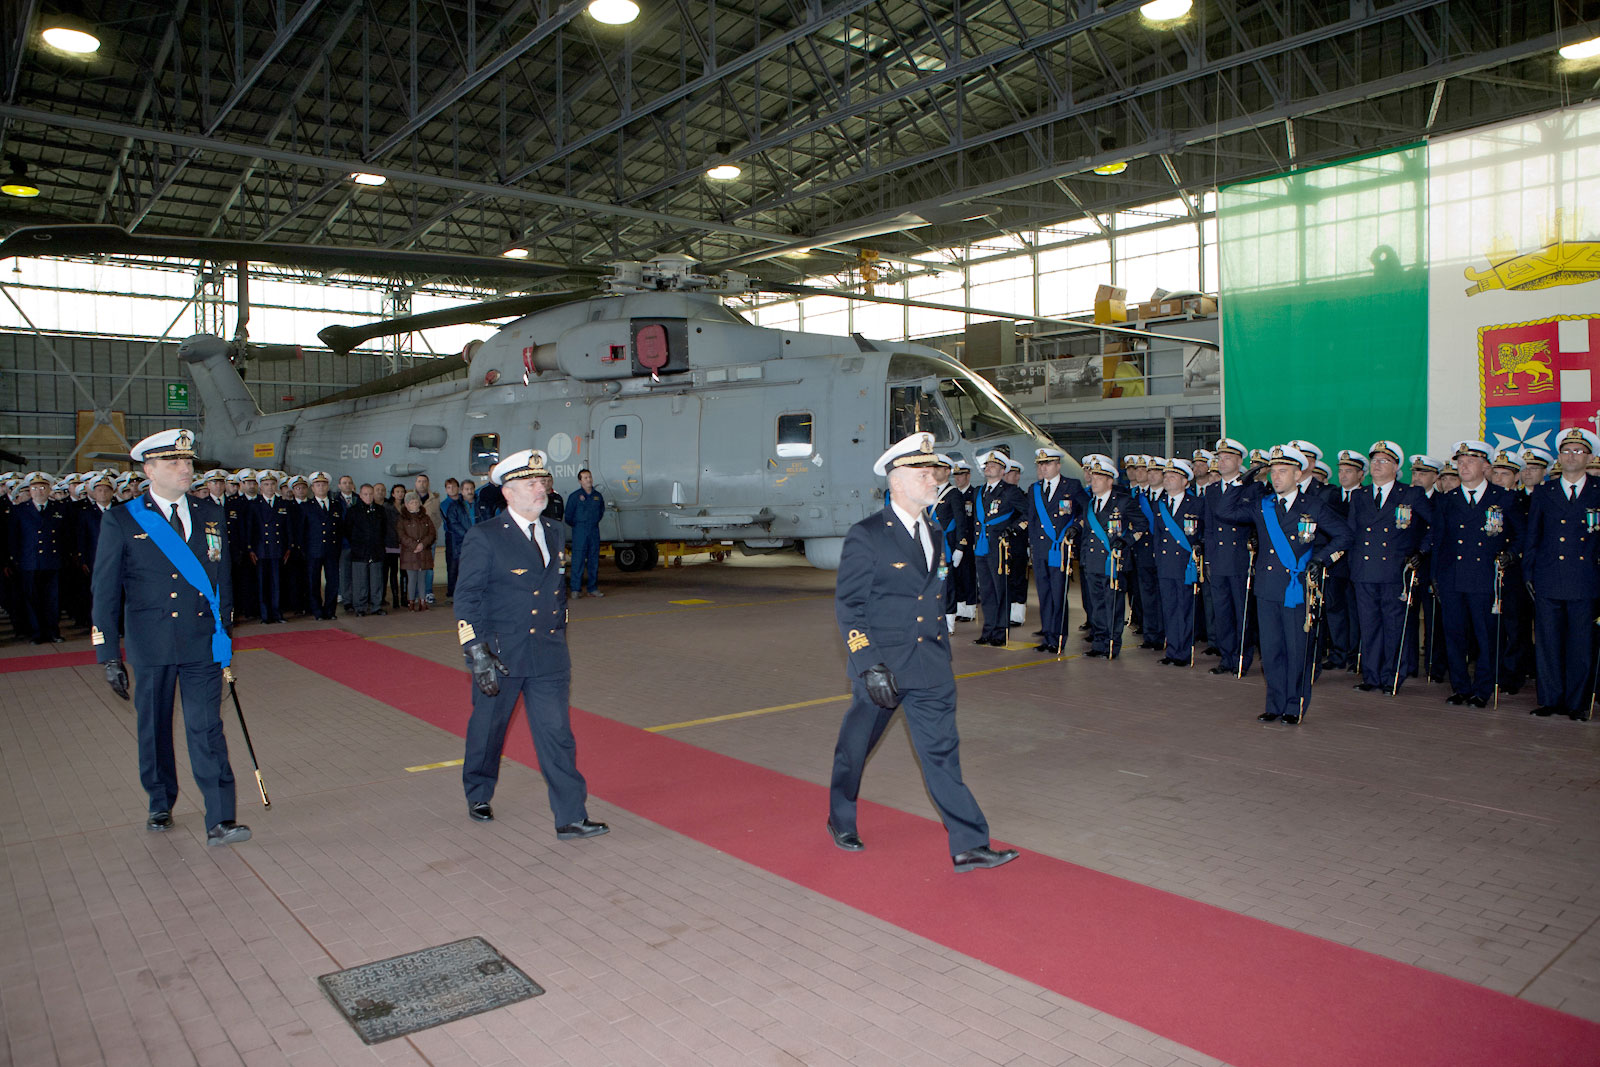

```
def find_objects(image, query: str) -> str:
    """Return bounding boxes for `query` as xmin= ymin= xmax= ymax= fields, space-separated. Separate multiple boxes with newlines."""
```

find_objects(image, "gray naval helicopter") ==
xmin=2 ymin=225 xmax=1207 ymax=569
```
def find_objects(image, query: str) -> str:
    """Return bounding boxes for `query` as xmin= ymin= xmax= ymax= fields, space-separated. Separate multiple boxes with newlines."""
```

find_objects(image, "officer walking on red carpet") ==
xmin=92 ymin=429 xmax=249 ymax=846
xmin=454 ymin=448 xmax=608 ymax=839
xmin=828 ymin=432 xmax=1019 ymax=872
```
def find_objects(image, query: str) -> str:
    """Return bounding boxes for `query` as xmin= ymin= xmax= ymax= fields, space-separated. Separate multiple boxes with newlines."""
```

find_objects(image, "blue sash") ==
xmin=128 ymin=502 xmax=232 ymax=667
xmin=1136 ymin=491 xmax=1155 ymax=537
xmin=973 ymin=486 xmax=1014 ymax=557
xmin=1260 ymin=497 xmax=1312 ymax=608
xmin=1156 ymin=497 xmax=1197 ymax=584
xmin=1084 ymin=503 xmax=1115 ymax=577
xmin=930 ymin=496 xmax=958 ymax=553
xmin=1032 ymin=483 xmax=1074 ymax=568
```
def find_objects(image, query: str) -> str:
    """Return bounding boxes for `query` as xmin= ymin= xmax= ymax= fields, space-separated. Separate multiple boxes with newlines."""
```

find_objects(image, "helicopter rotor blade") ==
xmin=0 ymin=225 xmax=604 ymax=284
xmin=318 ymin=289 xmax=598 ymax=355
xmin=751 ymin=280 xmax=1219 ymax=351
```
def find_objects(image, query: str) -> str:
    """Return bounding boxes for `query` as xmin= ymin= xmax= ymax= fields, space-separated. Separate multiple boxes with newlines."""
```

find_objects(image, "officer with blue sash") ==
xmin=1217 ymin=445 xmax=1352 ymax=724
xmin=1522 ymin=428 xmax=1600 ymax=720
xmin=828 ymin=432 xmax=1017 ymax=872
xmin=1075 ymin=455 xmax=1147 ymax=658
xmin=92 ymin=430 xmax=248 ymax=845
xmin=7 ymin=471 xmax=67 ymax=643
xmin=1426 ymin=440 xmax=1520 ymax=707
xmin=1151 ymin=458 xmax=1205 ymax=666
xmin=1347 ymin=441 xmax=1429 ymax=693
xmin=1202 ymin=439 xmax=1256 ymax=676
xmin=247 ymin=471 xmax=291 ymax=623
xmin=971 ymin=450 xmax=1027 ymax=646
xmin=930 ymin=456 xmax=970 ymax=632
xmin=455 ymin=449 xmax=608 ymax=837
xmin=1028 ymin=446 xmax=1081 ymax=653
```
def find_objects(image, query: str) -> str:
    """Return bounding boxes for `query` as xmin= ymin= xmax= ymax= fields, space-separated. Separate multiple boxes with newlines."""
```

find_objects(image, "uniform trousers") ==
xmin=975 ymin=547 xmax=1011 ymax=641
xmin=1439 ymin=590 xmax=1497 ymax=701
xmin=1083 ymin=571 xmax=1126 ymax=655
xmin=1354 ymin=580 xmax=1406 ymax=689
xmin=19 ymin=568 xmax=59 ymax=641
xmin=1532 ymin=596 xmax=1598 ymax=712
xmin=307 ymin=555 xmax=338 ymax=618
xmin=134 ymin=661 xmax=235 ymax=828
xmin=828 ymin=675 xmax=988 ymax=856
xmin=338 ymin=547 xmax=353 ymax=604
xmin=1127 ymin=555 xmax=1146 ymax=630
xmin=570 ymin=526 xmax=601 ymax=593
xmin=1321 ymin=574 xmax=1355 ymax=668
xmin=282 ymin=553 xmax=307 ymax=614
xmin=1006 ymin=532 xmax=1029 ymax=606
xmin=1133 ymin=556 xmax=1163 ymax=644
xmin=257 ymin=556 xmax=283 ymax=621
xmin=1159 ymin=576 xmax=1198 ymax=661
xmin=1032 ymin=549 xmax=1068 ymax=647
xmin=1199 ymin=579 xmax=1215 ymax=645
xmin=1212 ymin=573 xmax=1255 ymax=673
xmin=444 ymin=539 xmax=462 ymax=597
xmin=462 ymin=670 xmax=588 ymax=827
xmin=232 ymin=556 xmax=259 ymax=618
xmin=1256 ymin=596 xmax=1312 ymax=718
xmin=1501 ymin=579 xmax=1530 ymax=687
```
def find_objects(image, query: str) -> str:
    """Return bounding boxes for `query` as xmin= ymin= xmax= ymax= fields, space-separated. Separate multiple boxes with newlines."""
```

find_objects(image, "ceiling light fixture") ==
xmin=1558 ymin=35 xmax=1600 ymax=61
xmin=1093 ymin=161 xmax=1128 ymax=176
xmin=586 ymin=0 xmax=639 ymax=25
xmin=501 ymin=248 xmax=530 ymax=259
xmin=350 ymin=172 xmax=387 ymax=186
xmin=41 ymin=18 xmax=100 ymax=55
xmin=705 ymin=164 xmax=741 ymax=181
xmin=2 ymin=158 xmax=40 ymax=198
xmin=1139 ymin=0 xmax=1192 ymax=23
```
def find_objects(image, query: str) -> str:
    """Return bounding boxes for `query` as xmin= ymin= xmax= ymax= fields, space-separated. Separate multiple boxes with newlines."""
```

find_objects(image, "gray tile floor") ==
xmin=2 ymin=555 xmax=1596 ymax=1065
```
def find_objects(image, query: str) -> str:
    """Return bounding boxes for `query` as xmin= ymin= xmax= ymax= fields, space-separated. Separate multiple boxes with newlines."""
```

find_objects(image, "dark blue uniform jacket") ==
xmin=453 ymin=511 xmax=571 ymax=676
xmin=836 ymin=507 xmax=951 ymax=688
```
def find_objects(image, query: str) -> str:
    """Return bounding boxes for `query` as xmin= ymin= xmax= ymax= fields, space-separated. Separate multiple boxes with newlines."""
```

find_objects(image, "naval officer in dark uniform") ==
xmin=454 ymin=449 xmax=608 ymax=837
xmin=828 ymin=432 xmax=1017 ymax=872
xmin=1217 ymin=444 xmax=1352 ymax=725
xmin=1150 ymin=458 xmax=1205 ymax=666
xmin=1346 ymin=441 xmax=1429 ymax=694
xmin=7 ymin=471 xmax=67 ymax=643
xmin=1027 ymin=446 xmax=1081 ymax=653
xmin=971 ymin=450 xmax=1027 ymax=646
xmin=1074 ymin=454 xmax=1147 ymax=659
xmin=1522 ymin=427 xmax=1600 ymax=720
xmin=1201 ymin=438 xmax=1256 ymax=676
xmin=92 ymin=429 xmax=248 ymax=845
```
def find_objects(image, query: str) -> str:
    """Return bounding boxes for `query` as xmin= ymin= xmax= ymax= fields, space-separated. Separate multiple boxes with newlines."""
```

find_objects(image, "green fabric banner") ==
xmin=1219 ymin=146 xmax=1429 ymax=460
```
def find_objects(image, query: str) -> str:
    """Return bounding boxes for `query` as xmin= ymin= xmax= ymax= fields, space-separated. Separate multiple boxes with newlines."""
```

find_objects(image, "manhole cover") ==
xmin=317 ymin=937 xmax=543 ymax=1043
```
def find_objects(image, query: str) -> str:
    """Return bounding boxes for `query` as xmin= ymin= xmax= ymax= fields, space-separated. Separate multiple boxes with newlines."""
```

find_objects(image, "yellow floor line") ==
xmin=368 ymin=593 xmax=831 ymax=640
xmin=648 ymin=652 xmax=1079 ymax=732
xmin=405 ymin=758 xmax=465 ymax=772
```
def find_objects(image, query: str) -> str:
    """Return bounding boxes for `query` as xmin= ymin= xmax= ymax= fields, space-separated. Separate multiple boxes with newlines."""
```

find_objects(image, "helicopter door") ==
xmin=597 ymin=415 xmax=643 ymax=502
xmin=766 ymin=405 xmax=821 ymax=503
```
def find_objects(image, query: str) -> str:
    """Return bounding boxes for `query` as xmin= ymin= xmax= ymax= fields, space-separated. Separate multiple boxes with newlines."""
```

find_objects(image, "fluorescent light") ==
xmin=1093 ymin=161 xmax=1129 ymax=176
xmin=785 ymin=247 xmax=813 ymax=256
xmin=350 ymin=172 xmax=387 ymax=186
xmin=1559 ymin=35 xmax=1600 ymax=61
xmin=1 ymin=181 xmax=39 ymax=198
xmin=501 ymin=248 xmax=530 ymax=259
xmin=1139 ymin=0 xmax=1192 ymax=22
xmin=705 ymin=164 xmax=741 ymax=181
xmin=587 ymin=0 xmax=639 ymax=25
xmin=41 ymin=25 xmax=100 ymax=54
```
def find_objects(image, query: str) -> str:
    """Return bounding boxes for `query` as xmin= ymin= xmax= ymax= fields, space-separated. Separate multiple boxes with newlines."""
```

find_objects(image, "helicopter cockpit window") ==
xmin=775 ymin=413 xmax=813 ymax=458
xmin=469 ymin=433 xmax=499 ymax=477
xmin=939 ymin=376 xmax=1035 ymax=440
xmin=888 ymin=385 xmax=954 ymax=444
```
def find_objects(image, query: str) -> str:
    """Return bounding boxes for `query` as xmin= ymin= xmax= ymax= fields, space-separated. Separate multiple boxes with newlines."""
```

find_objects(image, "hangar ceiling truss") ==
xmin=0 ymin=0 xmax=1596 ymax=282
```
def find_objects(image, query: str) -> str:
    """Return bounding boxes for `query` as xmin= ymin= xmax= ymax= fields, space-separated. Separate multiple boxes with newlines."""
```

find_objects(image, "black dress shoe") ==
xmin=1280 ymin=713 xmax=1302 ymax=725
xmin=1467 ymin=696 xmax=1488 ymax=708
xmin=1139 ymin=640 xmax=1160 ymax=650
xmin=1166 ymin=658 xmax=1190 ymax=667
xmin=1158 ymin=657 xmax=1174 ymax=665
xmin=1503 ymin=682 xmax=1523 ymax=696
xmin=373 ymin=608 xmax=387 ymax=616
xmin=468 ymin=801 xmax=494 ymax=821
xmin=1209 ymin=666 xmax=1230 ymax=675
xmin=1033 ymin=643 xmax=1056 ymax=653
xmin=827 ymin=821 xmax=864 ymax=851
xmin=1257 ymin=711 xmax=1281 ymax=722
xmin=1445 ymin=693 xmax=1467 ymax=705
xmin=952 ymin=845 xmax=1020 ymax=872
xmin=1569 ymin=708 xmax=1590 ymax=721
xmin=1032 ymin=629 xmax=1048 ymax=637
xmin=1532 ymin=706 xmax=1560 ymax=717
xmin=556 ymin=819 xmax=609 ymax=840
xmin=206 ymin=821 xmax=251 ymax=846
xmin=1203 ymin=646 xmax=1220 ymax=656
xmin=1353 ymin=683 xmax=1378 ymax=692
xmin=1084 ymin=648 xmax=1106 ymax=658
xmin=146 ymin=810 xmax=172 ymax=832
xmin=973 ymin=637 xmax=991 ymax=645
xmin=1078 ymin=622 xmax=1091 ymax=631
xmin=987 ymin=636 xmax=1008 ymax=647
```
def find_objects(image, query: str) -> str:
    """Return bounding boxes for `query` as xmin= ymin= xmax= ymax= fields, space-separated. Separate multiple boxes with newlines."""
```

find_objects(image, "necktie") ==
xmin=169 ymin=502 xmax=184 ymax=539
xmin=1468 ymin=489 xmax=1476 ymax=506
xmin=1570 ymin=484 xmax=1578 ymax=502
xmin=527 ymin=520 xmax=548 ymax=564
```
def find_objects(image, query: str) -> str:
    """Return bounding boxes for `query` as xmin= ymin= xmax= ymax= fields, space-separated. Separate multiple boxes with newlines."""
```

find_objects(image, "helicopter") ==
xmin=1 ymin=225 xmax=1215 ymax=570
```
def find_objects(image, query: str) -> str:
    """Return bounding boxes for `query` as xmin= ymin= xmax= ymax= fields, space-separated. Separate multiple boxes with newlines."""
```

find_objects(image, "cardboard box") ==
xmin=1093 ymin=284 xmax=1127 ymax=324
xmin=1134 ymin=295 xmax=1218 ymax=321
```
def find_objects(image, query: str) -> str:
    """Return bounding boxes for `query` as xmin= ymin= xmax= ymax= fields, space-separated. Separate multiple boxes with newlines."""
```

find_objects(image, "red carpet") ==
xmin=258 ymin=629 xmax=1600 ymax=1067
xmin=0 ymin=627 xmax=351 ymax=674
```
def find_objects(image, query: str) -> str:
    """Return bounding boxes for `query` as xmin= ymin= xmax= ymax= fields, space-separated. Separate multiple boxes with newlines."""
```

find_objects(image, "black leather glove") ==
xmin=105 ymin=660 xmax=129 ymax=701
xmin=861 ymin=663 xmax=901 ymax=710
xmin=465 ymin=642 xmax=509 ymax=696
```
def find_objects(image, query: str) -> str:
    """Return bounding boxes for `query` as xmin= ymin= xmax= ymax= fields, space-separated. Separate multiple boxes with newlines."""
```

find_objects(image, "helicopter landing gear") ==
xmin=613 ymin=542 xmax=659 ymax=572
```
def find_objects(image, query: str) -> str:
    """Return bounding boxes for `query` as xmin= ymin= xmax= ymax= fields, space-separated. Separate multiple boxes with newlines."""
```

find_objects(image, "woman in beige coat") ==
xmin=396 ymin=491 xmax=438 ymax=610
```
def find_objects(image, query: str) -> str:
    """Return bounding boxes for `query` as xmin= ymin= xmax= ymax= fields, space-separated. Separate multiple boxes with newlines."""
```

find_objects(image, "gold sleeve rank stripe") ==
xmin=847 ymin=629 xmax=870 ymax=653
xmin=457 ymin=620 xmax=477 ymax=644
xmin=91 ymin=626 xmax=104 ymax=646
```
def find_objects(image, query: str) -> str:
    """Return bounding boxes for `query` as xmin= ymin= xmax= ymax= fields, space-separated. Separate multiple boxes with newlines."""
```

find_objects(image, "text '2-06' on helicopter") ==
xmin=173 ymin=255 xmax=1058 ymax=569
xmin=5 ymin=226 xmax=1211 ymax=570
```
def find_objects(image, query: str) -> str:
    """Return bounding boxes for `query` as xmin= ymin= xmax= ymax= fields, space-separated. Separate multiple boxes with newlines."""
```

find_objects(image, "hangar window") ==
xmin=776 ymin=413 xmax=813 ymax=458
xmin=469 ymin=434 xmax=499 ymax=476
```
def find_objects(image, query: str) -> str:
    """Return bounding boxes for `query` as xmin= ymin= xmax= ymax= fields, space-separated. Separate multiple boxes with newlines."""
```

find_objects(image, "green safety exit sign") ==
xmin=166 ymin=383 xmax=189 ymax=411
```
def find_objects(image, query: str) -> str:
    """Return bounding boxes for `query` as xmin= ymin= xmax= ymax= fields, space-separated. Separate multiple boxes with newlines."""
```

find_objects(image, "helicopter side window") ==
xmin=775 ymin=413 xmax=813 ymax=458
xmin=469 ymin=433 xmax=499 ymax=477
xmin=613 ymin=423 xmax=628 ymax=439
xmin=888 ymin=385 xmax=954 ymax=444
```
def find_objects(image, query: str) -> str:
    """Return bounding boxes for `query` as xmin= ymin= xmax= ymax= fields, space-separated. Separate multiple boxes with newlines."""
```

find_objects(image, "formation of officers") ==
xmin=929 ymin=429 xmax=1600 ymax=725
